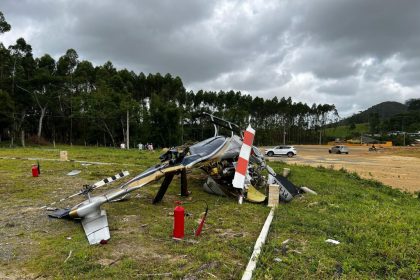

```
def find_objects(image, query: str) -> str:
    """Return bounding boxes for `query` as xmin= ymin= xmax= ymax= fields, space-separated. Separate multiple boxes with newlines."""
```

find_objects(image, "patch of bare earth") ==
xmin=266 ymin=145 xmax=420 ymax=193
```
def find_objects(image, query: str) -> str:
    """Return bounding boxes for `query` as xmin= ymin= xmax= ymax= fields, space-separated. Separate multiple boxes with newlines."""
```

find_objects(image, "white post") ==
xmin=242 ymin=207 xmax=275 ymax=280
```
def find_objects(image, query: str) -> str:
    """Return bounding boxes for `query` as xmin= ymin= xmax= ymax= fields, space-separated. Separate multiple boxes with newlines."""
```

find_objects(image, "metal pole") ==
xmin=283 ymin=126 xmax=286 ymax=145
xmin=126 ymin=109 xmax=130 ymax=149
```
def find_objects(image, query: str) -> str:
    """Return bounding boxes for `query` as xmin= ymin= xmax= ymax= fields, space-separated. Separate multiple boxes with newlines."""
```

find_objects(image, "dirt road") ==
xmin=265 ymin=145 xmax=420 ymax=193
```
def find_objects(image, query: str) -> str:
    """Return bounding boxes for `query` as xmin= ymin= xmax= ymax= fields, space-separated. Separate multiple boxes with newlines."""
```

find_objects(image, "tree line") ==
xmin=0 ymin=11 xmax=338 ymax=148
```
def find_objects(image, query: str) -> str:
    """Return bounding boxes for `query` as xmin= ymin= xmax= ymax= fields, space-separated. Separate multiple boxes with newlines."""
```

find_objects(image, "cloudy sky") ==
xmin=2 ymin=0 xmax=420 ymax=117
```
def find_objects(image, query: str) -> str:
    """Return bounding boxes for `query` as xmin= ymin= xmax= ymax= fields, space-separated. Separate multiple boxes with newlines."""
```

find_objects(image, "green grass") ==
xmin=255 ymin=163 xmax=420 ymax=279
xmin=0 ymin=146 xmax=419 ymax=279
xmin=0 ymin=146 xmax=269 ymax=279
xmin=325 ymin=123 xmax=369 ymax=139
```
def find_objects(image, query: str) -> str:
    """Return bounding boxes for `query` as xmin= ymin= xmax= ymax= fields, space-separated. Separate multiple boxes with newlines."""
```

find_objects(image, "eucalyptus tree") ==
xmin=0 ymin=11 xmax=11 ymax=34
xmin=31 ymin=54 xmax=58 ymax=140
xmin=74 ymin=60 xmax=95 ymax=93
xmin=8 ymin=38 xmax=34 ymax=146
xmin=56 ymin=49 xmax=79 ymax=143
xmin=0 ymin=11 xmax=12 ymax=141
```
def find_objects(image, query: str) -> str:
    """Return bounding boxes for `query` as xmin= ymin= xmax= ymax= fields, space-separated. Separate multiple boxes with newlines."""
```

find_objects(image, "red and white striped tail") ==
xmin=233 ymin=125 xmax=255 ymax=189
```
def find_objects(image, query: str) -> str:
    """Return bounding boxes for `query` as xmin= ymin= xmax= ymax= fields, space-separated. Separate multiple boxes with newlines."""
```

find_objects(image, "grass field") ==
xmin=325 ymin=123 xmax=369 ymax=139
xmin=0 ymin=146 xmax=419 ymax=279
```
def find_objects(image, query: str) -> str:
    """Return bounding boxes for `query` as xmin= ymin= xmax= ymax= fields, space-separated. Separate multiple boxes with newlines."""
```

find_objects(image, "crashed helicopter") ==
xmin=45 ymin=113 xmax=301 ymax=245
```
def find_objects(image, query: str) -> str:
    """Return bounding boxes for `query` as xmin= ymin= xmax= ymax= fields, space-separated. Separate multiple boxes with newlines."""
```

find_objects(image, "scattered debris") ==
xmin=301 ymin=186 xmax=318 ymax=195
xmin=325 ymin=239 xmax=340 ymax=245
xmin=64 ymin=250 xmax=72 ymax=263
xmin=66 ymin=237 xmax=72 ymax=240
xmin=184 ymin=262 xmax=219 ymax=279
xmin=290 ymin=249 xmax=302 ymax=255
xmin=207 ymin=272 xmax=218 ymax=279
xmin=281 ymin=239 xmax=290 ymax=255
xmin=97 ymin=258 xmax=120 ymax=266
xmin=281 ymin=239 xmax=291 ymax=245
xmin=171 ymin=238 xmax=199 ymax=244
xmin=136 ymin=272 xmax=172 ymax=277
xmin=274 ymin=257 xmax=282 ymax=262
xmin=60 ymin=151 xmax=68 ymax=161
xmin=66 ymin=170 xmax=81 ymax=176
xmin=335 ymin=263 xmax=344 ymax=277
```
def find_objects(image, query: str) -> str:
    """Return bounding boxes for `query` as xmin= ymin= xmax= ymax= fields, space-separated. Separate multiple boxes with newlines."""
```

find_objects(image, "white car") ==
xmin=265 ymin=146 xmax=297 ymax=157
xmin=329 ymin=145 xmax=349 ymax=154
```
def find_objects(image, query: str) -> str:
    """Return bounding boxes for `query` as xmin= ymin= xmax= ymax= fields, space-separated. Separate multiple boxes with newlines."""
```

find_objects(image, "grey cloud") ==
xmin=298 ymin=0 xmax=420 ymax=59
xmin=2 ymin=0 xmax=420 ymax=117
xmin=316 ymin=78 xmax=358 ymax=97
xmin=395 ymin=59 xmax=420 ymax=87
xmin=290 ymin=42 xmax=359 ymax=79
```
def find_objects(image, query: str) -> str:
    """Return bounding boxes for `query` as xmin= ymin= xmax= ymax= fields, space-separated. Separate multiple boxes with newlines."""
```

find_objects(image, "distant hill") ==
xmin=341 ymin=101 xmax=408 ymax=124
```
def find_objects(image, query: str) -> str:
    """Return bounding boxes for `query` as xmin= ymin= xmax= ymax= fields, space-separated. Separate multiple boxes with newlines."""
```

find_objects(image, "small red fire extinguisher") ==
xmin=173 ymin=201 xmax=185 ymax=239
xmin=32 ymin=165 xmax=39 ymax=177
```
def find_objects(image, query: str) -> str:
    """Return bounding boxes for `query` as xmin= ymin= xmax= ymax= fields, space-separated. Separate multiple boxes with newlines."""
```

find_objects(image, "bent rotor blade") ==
xmin=232 ymin=125 xmax=255 ymax=190
xmin=40 ymin=171 xmax=129 ymax=209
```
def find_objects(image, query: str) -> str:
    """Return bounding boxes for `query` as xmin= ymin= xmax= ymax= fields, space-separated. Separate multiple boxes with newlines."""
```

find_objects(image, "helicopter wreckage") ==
xmin=44 ymin=114 xmax=306 ymax=245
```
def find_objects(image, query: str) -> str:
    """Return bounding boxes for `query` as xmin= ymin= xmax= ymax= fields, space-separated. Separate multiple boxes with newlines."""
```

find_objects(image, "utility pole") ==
xmin=11 ymin=58 xmax=16 ymax=147
xmin=126 ymin=109 xmax=130 ymax=149
xmin=403 ymin=132 xmax=406 ymax=146
xmin=69 ymin=72 xmax=74 ymax=146
xmin=283 ymin=126 xmax=286 ymax=145
xmin=181 ymin=114 xmax=184 ymax=145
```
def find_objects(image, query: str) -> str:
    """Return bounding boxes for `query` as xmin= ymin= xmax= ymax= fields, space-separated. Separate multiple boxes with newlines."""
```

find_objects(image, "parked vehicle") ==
xmin=265 ymin=146 xmax=297 ymax=157
xmin=329 ymin=145 xmax=349 ymax=154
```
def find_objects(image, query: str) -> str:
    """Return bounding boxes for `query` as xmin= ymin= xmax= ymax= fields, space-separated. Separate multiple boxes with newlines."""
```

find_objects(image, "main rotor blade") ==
xmin=232 ymin=124 xmax=255 ymax=190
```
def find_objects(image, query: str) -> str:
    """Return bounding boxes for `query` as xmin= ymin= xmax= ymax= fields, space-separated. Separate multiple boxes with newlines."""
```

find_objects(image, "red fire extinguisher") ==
xmin=32 ymin=165 xmax=39 ymax=177
xmin=173 ymin=201 xmax=185 ymax=239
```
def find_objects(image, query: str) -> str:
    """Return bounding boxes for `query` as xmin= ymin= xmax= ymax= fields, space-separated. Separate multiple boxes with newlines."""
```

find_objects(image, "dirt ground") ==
xmin=265 ymin=145 xmax=420 ymax=193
